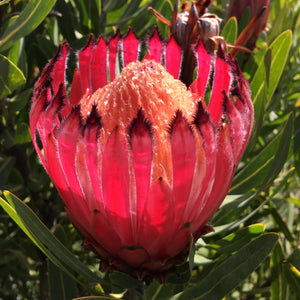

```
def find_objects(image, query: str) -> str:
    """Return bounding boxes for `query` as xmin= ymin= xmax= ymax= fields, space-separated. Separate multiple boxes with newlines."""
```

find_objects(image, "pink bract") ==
xmin=30 ymin=27 xmax=253 ymax=282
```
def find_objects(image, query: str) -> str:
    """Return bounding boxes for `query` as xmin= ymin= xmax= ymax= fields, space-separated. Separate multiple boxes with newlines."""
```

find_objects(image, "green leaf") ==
xmin=109 ymin=271 xmax=139 ymax=289
xmin=283 ymin=263 xmax=300 ymax=294
xmin=171 ymin=233 xmax=279 ymax=300
xmin=54 ymin=0 xmax=77 ymax=42
xmin=230 ymin=114 xmax=293 ymax=194
xmin=271 ymin=243 xmax=287 ymax=300
xmin=221 ymin=17 xmax=237 ymax=44
xmin=7 ymin=37 xmax=27 ymax=76
xmin=0 ymin=194 xmax=84 ymax=283
xmin=293 ymin=114 xmax=300 ymax=177
xmin=0 ymin=54 xmax=26 ymax=98
xmin=7 ymin=88 xmax=32 ymax=114
xmin=104 ymin=0 xmax=128 ymax=12
xmin=210 ymin=194 xmax=256 ymax=226
xmin=13 ymin=123 xmax=32 ymax=145
xmin=0 ymin=191 xmax=104 ymax=286
xmin=250 ymin=30 xmax=292 ymax=127
xmin=263 ymin=113 xmax=294 ymax=186
xmin=145 ymin=280 xmax=177 ymax=300
xmin=0 ymin=0 xmax=10 ymax=6
xmin=289 ymin=249 xmax=300 ymax=270
xmin=270 ymin=207 xmax=294 ymax=243
xmin=48 ymin=225 xmax=78 ymax=300
xmin=0 ymin=154 xmax=15 ymax=186
xmin=206 ymin=224 xmax=265 ymax=254
xmin=0 ymin=0 xmax=56 ymax=51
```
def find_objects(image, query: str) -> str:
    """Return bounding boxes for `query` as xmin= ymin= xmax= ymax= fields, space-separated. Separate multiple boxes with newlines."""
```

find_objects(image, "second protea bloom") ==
xmin=228 ymin=0 xmax=270 ymax=50
xmin=30 ymin=25 xmax=253 ymax=281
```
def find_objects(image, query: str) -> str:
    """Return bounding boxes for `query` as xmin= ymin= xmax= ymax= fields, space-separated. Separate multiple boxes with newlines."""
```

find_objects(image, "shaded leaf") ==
xmin=270 ymin=207 xmax=294 ymax=243
xmin=171 ymin=233 xmax=279 ymax=300
xmin=263 ymin=113 xmax=294 ymax=185
xmin=0 ymin=54 xmax=26 ymax=98
xmin=270 ymin=242 xmax=287 ymax=300
xmin=48 ymin=225 xmax=78 ymax=300
xmin=0 ymin=154 xmax=15 ymax=186
xmin=283 ymin=263 xmax=300 ymax=294
xmin=230 ymin=114 xmax=293 ymax=194
xmin=110 ymin=271 xmax=139 ymax=289
xmin=0 ymin=191 xmax=104 ymax=286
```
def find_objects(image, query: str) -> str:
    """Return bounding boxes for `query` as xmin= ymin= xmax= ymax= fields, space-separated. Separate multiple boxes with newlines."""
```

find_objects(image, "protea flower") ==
xmin=30 ymin=10 xmax=253 ymax=281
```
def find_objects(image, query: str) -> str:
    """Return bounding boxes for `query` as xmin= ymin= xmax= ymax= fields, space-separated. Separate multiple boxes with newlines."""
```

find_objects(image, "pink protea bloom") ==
xmin=30 ymin=26 xmax=253 ymax=281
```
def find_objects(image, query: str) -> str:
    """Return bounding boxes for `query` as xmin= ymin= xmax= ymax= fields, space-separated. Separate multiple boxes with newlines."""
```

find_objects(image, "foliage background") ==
xmin=0 ymin=0 xmax=299 ymax=299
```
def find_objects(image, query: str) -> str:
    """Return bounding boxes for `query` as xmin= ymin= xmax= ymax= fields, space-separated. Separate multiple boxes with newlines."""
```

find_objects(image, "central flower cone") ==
xmin=82 ymin=60 xmax=197 ymax=183
xmin=30 ymin=26 xmax=253 ymax=282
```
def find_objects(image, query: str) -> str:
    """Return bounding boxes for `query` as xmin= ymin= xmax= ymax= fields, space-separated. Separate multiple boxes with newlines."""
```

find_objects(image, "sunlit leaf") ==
xmin=206 ymin=224 xmax=265 ymax=254
xmin=13 ymin=123 xmax=32 ymax=145
xmin=0 ymin=0 xmax=56 ymax=51
xmin=250 ymin=30 xmax=292 ymax=127
xmin=210 ymin=194 xmax=256 ymax=226
xmin=221 ymin=17 xmax=237 ymax=44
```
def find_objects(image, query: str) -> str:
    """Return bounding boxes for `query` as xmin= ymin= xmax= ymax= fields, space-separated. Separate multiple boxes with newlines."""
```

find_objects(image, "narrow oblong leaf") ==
xmin=270 ymin=207 xmax=294 ymax=243
xmin=48 ymin=225 xmax=78 ymax=300
xmin=0 ymin=54 xmax=26 ymax=98
xmin=210 ymin=194 xmax=256 ymax=226
xmin=0 ymin=0 xmax=56 ymax=51
xmin=289 ymin=249 xmax=300 ymax=270
xmin=206 ymin=224 xmax=265 ymax=254
xmin=1 ymin=191 xmax=103 ymax=285
xmin=230 ymin=114 xmax=293 ymax=194
xmin=283 ymin=263 xmax=300 ymax=294
xmin=109 ymin=271 xmax=139 ymax=289
xmin=263 ymin=113 xmax=293 ymax=186
xmin=271 ymin=243 xmax=287 ymax=300
xmin=0 ymin=194 xmax=86 ymax=283
xmin=0 ymin=0 xmax=10 ymax=6
xmin=0 ymin=155 xmax=15 ymax=186
xmin=251 ymin=30 xmax=292 ymax=123
xmin=171 ymin=233 xmax=279 ymax=300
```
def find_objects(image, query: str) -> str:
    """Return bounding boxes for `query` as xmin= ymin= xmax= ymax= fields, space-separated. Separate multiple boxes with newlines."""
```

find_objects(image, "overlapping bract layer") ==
xmin=30 ymin=28 xmax=253 ymax=281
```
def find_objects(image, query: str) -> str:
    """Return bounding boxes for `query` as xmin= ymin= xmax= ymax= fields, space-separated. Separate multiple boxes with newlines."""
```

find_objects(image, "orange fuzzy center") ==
xmin=80 ymin=60 xmax=198 ymax=182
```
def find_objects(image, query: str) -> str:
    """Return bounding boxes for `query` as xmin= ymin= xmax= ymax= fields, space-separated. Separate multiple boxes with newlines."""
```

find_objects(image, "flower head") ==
xmin=30 ymin=20 xmax=253 ymax=281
